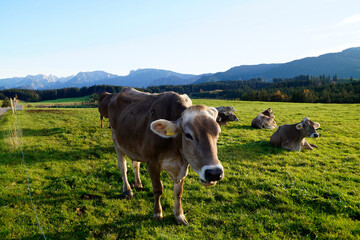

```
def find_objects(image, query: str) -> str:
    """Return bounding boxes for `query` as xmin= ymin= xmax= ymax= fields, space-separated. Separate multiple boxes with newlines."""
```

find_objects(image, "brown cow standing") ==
xmin=108 ymin=87 xmax=224 ymax=225
xmin=270 ymin=117 xmax=320 ymax=151
xmin=98 ymin=91 xmax=113 ymax=128
xmin=251 ymin=108 xmax=277 ymax=129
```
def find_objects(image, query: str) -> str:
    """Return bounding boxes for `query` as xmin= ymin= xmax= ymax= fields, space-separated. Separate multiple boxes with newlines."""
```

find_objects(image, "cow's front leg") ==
xmin=174 ymin=179 xmax=188 ymax=225
xmin=148 ymin=165 xmax=163 ymax=221
xmin=111 ymin=129 xmax=133 ymax=198
xmin=301 ymin=139 xmax=314 ymax=150
xmin=161 ymin=161 xmax=189 ymax=225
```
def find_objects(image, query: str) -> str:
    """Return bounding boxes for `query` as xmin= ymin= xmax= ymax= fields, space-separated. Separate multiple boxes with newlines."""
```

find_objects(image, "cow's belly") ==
xmin=117 ymin=144 xmax=144 ymax=162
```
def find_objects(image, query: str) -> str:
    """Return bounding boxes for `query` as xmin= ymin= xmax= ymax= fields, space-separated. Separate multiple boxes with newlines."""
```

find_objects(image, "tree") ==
xmin=2 ymin=97 xmax=11 ymax=107
xmin=88 ymin=93 xmax=99 ymax=103
xmin=271 ymin=90 xmax=286 ymax=102
xmin=332 ymin=74 xmax=338 ymax=81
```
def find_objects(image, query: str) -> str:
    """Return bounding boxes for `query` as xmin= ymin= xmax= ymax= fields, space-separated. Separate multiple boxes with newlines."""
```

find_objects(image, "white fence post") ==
xmin=10 ymin=98 xmax=15 ymax=114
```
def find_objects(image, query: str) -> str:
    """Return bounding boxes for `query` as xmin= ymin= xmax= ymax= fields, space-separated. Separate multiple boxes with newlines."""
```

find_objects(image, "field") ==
xmin=0 ymin=99 xmax=359 ymax=239
xmin=20 ymin=96 xmax=90 ymax=106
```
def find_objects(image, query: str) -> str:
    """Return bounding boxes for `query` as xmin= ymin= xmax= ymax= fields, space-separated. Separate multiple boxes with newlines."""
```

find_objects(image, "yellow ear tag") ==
xmin=166 ymin=129 xmax=175 ymax=136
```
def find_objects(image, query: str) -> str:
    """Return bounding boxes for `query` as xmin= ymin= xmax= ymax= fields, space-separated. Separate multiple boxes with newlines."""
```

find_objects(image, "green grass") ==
xmin=1 ymin=100 xmax=359 ymax=239
xmin=20 ymin=95 xmax=90 ymax=106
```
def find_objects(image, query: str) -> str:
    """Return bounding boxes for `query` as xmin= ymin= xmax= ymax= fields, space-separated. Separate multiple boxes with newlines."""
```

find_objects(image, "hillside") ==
xmin=196 ymin=47 xmax=360 ymax=83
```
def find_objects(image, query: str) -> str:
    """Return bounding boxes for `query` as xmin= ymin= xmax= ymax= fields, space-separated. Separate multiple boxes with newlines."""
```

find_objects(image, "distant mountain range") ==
xmin=0 ymin=47 xmax=359 ymax=90
xmin=194 ymin=47 xmax=360 ymax=83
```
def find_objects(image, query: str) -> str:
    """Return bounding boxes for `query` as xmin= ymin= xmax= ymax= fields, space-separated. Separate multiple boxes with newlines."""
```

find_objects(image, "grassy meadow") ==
xmin=20 ymin=95 xmax=90 ymax=106
xmin=0 ymin=99 xmax=359 ymax=239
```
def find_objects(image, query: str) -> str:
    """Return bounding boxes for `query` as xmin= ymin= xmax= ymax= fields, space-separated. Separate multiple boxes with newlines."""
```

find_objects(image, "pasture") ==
xmin=20 ymin=95 xmax=90 ymax=106
xmin=0 ymin=99 xmax=359 ymax=239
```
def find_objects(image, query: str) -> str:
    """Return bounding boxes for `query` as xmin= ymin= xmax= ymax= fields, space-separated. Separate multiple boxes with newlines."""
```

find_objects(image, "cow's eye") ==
xmin=185 ymin=133 xmax=194 ymax=140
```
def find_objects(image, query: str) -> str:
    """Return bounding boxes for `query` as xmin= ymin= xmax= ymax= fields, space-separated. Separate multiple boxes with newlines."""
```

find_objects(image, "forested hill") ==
xmin=1 ymin=75 xmax=359 ymax=104
xmin=195 ymin=47 xmax=360 ymax=83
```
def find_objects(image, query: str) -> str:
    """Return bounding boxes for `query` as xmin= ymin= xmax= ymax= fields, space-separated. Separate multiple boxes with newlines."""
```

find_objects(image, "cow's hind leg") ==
xmin=100 ymin=115 xmax=104 ymax=128
xmin=111 ymin=129 xmax=133 ymax=198
xmin=147 ymin=164 xmax=163 ymax=221
xmin=132 ymin=161 xmax=143 ymax=189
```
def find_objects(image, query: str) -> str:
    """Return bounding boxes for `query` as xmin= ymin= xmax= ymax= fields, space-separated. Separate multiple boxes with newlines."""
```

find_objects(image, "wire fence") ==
xmin=11 ymin=99 xmax=47 ymax=240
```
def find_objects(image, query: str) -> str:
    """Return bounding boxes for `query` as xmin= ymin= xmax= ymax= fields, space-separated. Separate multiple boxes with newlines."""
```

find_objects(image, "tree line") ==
xmin=0 ymin=75 xmax=359 ymax=104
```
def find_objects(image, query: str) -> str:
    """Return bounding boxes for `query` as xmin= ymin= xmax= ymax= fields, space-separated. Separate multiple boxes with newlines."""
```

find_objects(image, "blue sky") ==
xmin=1 ymin=0 xmax=359 ymax=78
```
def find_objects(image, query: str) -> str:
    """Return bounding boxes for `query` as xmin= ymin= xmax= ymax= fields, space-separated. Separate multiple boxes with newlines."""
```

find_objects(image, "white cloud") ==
xmin=337 ymin=14 xmax=360 ymax=27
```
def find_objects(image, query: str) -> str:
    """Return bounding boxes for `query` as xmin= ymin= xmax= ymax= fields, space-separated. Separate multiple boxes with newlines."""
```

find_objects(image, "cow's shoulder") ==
xmin=149 ymin=92 xmax=192 ymax=121
xmin=278 ymin=124 xmax=299 ymax=138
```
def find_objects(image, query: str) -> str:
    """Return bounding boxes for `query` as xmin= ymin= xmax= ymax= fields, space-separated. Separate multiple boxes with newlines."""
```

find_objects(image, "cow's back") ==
xmin=108 ymin=87 xmax=191 ymax=161
xmin=270 ymin=124 xmax=297 ymax=146
xmin=251 ymin=115 xmax=262 ymax=128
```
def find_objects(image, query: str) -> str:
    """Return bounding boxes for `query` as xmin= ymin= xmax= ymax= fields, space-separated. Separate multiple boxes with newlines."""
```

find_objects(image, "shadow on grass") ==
xmin=4 ymin=188 xmax=177 ymax=240
xmin=1 ymin=145 xmax=115 ymax=166
xmin=226 ymin=124 xmax=253 ymax=130
xmin=21 ymin=127 xmax=67 ymax=137
xmin=0 ymin=127 xmax=66 ymax=141
xmin=17 ymin=212 xmax=177 ymax=240
xmin=219 ymin=139 xmax=287 ymax=161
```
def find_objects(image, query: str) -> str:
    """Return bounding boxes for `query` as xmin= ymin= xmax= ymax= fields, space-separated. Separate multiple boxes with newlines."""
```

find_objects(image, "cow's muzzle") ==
xmin=200 ymin=165 xmax=224 ymax=186
xmin=311 ymin=133 xmax=319 ymax=138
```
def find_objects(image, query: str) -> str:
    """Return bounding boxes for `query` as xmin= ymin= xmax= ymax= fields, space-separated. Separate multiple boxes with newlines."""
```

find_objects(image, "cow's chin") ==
xmin=200 ymin=179 xmax=217 ymax=186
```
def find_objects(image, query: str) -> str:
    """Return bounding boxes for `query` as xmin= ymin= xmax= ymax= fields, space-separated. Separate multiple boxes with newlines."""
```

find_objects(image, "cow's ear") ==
xmin=296 ymin=123 xmax=303 ymax=130
xmin=207 ymin=107 xmax=218 ymax=120
xmin=313 ymin=122 xmax=320 ymax=129
xmin=150 ymin=119 xmax=180 ymax=138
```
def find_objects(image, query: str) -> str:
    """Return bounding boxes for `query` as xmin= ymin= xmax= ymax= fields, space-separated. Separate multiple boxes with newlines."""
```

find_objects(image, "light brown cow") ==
xmin=108 ymin=87 xmax=224 ymax=225
xmin=251 ymin=108 xmax=277 ymax=129
xmin=270 ymin=117 xmax=320 ymax=151
xmin=98 ymin=91 xmax=113 ymax=128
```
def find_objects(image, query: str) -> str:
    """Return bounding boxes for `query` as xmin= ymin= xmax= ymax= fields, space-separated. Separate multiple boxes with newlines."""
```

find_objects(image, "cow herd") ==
xmin=98 ymin=88 xmax=321 ymax=225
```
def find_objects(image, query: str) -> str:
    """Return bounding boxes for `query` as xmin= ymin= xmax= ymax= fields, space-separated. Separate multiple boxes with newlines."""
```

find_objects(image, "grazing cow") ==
xmin=270 ymin=117 xmax=320 ymax=151
xmin=215 ymin=106 xmax=238 ymax=126
xmin=108 ymin=87 xmax=224 ymax=225
xmin=251 ymin=108 xmax=277 ymax=129
xmin=98 ymin=91 xmax=113 ymax=128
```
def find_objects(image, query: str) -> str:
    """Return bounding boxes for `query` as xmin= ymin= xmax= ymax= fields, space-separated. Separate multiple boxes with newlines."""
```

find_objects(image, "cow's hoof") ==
xmin=153 ymin=213 xmax=163 ymax=221
xmin=123 ymin=190 xmax=133 ymax=199
xmin=135 ymin=183 xmax=144 ymax=190
xmin=175 ymin=214 xmax=188 ymax=226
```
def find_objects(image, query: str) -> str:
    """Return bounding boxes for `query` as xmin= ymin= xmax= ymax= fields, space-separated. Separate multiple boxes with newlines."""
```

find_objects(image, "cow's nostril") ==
xmin=204 ymin=168 xmax=223 ymax=181
xmin=313 ymin=133 xmax=319 ymax=138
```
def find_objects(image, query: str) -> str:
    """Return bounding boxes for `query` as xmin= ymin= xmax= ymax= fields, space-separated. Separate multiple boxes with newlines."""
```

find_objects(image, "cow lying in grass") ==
xmin=215 ymin=106 xmax=238 ymax=126
xmin=98 ymin=91 xmax=113 ymax=128
xmin=108 ymin=87 xmax=224 ymax=225
xmin=270 ymin=117 xmax=320 ymax=151
xmin=251 ymin=108 xmax=277 ymax=129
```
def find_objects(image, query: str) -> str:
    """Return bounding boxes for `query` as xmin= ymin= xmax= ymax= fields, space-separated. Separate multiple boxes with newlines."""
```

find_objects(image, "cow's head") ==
xmin=150 ymin=105 xmax=224 ymax=186
xmin=217 ymin=111 xmax=239 ymax=124
xmin=262 ymin=108 xmax=275 ymax=119
xmin=296 ymin=117 xmax=320 ymax=138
